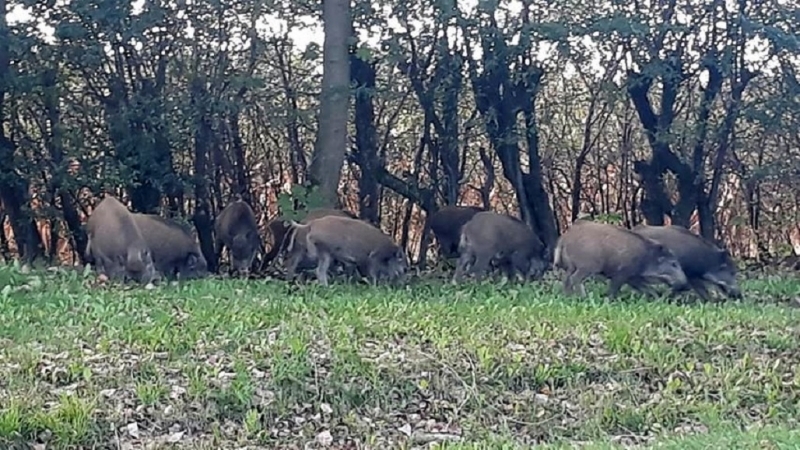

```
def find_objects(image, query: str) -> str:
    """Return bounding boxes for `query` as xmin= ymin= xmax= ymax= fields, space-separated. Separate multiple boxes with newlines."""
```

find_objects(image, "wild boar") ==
xmin=263 ymin=207 xmax=356 ymax=267
xmin=284 ymin=215 xmax=408 ymax=286
xmin=554 ymin=220 xmax=688 ymax=298
xmin=214 ymin=200 xmax=260 ymax=275
xmin=85 ymin=195 xmax=158 ymax=284
xmin=632 ymin=224 xmax=742 ymax=300
xmin=453 ymin=211 xmax=548 ymax=283
xmin=425 ymin=205 xmax=485 ymax=260
xmin=132 ymin=213 xmax=209 ymax=280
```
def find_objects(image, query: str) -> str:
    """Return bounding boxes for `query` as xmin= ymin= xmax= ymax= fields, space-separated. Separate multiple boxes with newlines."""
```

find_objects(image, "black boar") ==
xmin=284 ymin=215 xmax=408 ymax=286
xmin=554 ymin=220 xmax=688 ymax=298
xmin=632 ymin=224 xmax=742 ymax=300
xmin=264 ymin=207 xmax=356 ymax=267
xmin=85 ymin=195 xmax=158 ymax=284
xmin=214 ymin=200 xmax=260 ymax=275
xmin=453 ymin=211 xmax=547 ymax=283
xmin=425 ymin=205 xmax=485 ymax=260
xmin=133 ymin=214 xmax=209 ymax=280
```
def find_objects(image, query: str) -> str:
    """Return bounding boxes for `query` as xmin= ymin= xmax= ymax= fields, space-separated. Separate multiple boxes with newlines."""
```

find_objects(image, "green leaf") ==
xmin=302 ymin=43 xmax=321 ymax=61
xmin=355 ymin=46 xmax=373 ymax=62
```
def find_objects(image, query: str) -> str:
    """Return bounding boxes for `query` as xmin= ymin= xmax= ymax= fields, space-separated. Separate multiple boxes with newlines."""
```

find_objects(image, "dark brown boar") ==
xmin=632 ymin=224 xmax=742 ymax=300
xmin=214 ymin=200 xmax=260 ymax=275
xmin=453 ymin=211 xmax=547 ymax=283
xmin=133 ymin=214 xmax=209 ymax=280
xmin=85 ymin=195 xmax=158 ymax=284
xmin=284 ymin=215 xmax=408 ymax=286
xmin=425 ymin=205 xmax=485 ymax=260
xmin=554 ymin=220 xmax=688 ymax=298
xmin=263 ymin=207 xmax=356 ymax=267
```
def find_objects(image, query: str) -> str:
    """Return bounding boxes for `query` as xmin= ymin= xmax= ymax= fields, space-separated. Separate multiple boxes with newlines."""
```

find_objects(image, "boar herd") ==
xmin=83 ymin=195 xmax=743 ymax=301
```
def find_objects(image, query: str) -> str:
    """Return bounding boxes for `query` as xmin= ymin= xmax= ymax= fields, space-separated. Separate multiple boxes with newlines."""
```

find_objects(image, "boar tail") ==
xmin=457 ymin=229 xmax=470 ymax=254
xmin=553 ymin=240 xmax=564 ymax=269
xmin=84 ymin=235 xmax=93 ymax=261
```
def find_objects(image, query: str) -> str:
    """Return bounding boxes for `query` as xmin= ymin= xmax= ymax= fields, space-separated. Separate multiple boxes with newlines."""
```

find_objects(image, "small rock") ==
xmin=164 ymin=405 xmax=174 ymax=416
xmin=170 ymin=385 xmax=186 ymax=399
xmin=166 ymin=431 xmax=184 ymax=443
xmin=126 ymin=422 xmax=139 ymax=438
xmin=320 ymin=403 xmax=333 ymax=414
xmin=144 ymin=282 xmax=156 ymax=290
xmin=399 ymin=423 xmax=412 ymax=437
xmin=316 ymin=430 xmax=333 ymax=446
xmin=534 ymin=393 xmax=549 ymax=405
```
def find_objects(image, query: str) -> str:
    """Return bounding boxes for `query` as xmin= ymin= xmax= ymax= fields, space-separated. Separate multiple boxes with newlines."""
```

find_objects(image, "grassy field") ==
xmin=1 ymin=262 xmax=800 ymax=449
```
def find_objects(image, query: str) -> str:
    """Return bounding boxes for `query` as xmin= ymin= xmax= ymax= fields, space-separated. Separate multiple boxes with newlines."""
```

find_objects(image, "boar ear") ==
xmin=186 ymin=254 xmax=198 ymax=269
xmin=653 ymin=243 xmax=672 ymax=257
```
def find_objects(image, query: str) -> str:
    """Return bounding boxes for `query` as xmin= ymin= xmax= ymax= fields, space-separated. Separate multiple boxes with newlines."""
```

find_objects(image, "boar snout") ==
xmin=705 ymin=270 xmax=742 ymax=299
xmin=527 ymin=258 xmax=549 ymax=280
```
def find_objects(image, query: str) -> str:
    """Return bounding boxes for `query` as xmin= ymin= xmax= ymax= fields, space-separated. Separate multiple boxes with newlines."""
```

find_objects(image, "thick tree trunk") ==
xmin=626 ymin=67 xmax=698 ymax=227
xmin=308 ymin=0 xmax=351 ymax=207
xmin=0 ymin=1 xmax=44 ymax=261
xmin=522 ymin=109 xmax=559 ymax=251
xmin=190 ymin=79 xmax=218 ymax=272
xmin=437 ymin=51 xmax=461 ymax=206
xmin=350 ymin=51 xmax=380 ymax=224
xmin=41 ymin=67 xmax=88 ymax=262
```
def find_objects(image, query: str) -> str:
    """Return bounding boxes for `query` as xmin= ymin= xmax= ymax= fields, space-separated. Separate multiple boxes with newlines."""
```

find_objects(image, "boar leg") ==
xmin=509 ymin=252 xmax=532 ymax=283
xmin=438 ymin=237 xmax=458 ymax=260
xmin=468 ymin=255 xmax=492 ymax=282
xmin=666 ymin=279 xmax=706 ymax=302
xmin=365 ymin=262 xmax=381 ymax=286
xmin=687 ymin=278 xmax=714 ymax=302
xmin=452 ymin=251 xmax=474 ymax=283
xmin=625 ymin=276 xmax=661 ymax=298
xmin=606 ymin=276 xmax=627 ymax=299
xmin=102 ymin=255 xmax=127 ymax=281
xmin=314 ymin=252 xmax=333 ymax=286
xmin=563 ymin=268 xmax=588 ymax=297
xmin=504 ymin=262 xmax=520 ymax=283
xmin=629 ymin=280 xmax=660 ymax=298
xmin=285 ymin=250 xmax=305 ymax=282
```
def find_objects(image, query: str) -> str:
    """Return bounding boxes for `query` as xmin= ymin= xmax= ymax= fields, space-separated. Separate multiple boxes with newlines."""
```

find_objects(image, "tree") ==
xmin=309 ymin=0 xmax=352 ymax=207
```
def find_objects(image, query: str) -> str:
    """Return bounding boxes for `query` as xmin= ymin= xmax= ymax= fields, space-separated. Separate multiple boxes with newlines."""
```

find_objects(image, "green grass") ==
xmin=1 ymin=262 xmax=800 ymax=448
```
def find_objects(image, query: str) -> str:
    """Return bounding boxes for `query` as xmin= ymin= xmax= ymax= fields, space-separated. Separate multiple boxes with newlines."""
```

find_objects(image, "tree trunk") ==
xmin=308 ymin=0 xmax=351 ymax=207
xmin=41 ymin=67 xmax=89 ymax=262
xmin=522 ymin=109 xmax=559 ymax=251
xmin=626 ymin=67 xmax=698 ymax=227
xmin=0 ymin=0 xmax=44 ymax=261
xmin=190 ymin=79 xmax=218 ymax=272
xmin=350 ymin=51 xmax=380 ymax=224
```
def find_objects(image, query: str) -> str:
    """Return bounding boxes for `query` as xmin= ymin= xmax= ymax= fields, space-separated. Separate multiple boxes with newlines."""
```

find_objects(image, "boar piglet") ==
xmin=425 ymin=205 xmax=485 ymax=260
xmin=285 ymin=215 xmax=407 ymax=286
xmin=632 ymin=224 xmax=741 ymax=300
xmin=554 ymin=220 xmax=688 ymax=298
xmin=85 ymin=195 xmax=158 ymax=284
xmin=263 ymin=207 xmax=356 ymax=268
xmin=133 ymin=214 xmax=208 ymax=280
xmin=214 ymin=200 xmax=260 ymax=275
xmin=454 ymin=211 xmax=548 ymax=283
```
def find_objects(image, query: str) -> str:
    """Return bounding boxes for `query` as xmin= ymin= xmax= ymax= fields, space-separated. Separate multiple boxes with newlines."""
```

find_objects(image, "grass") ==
xmin=1 ymin=262 xmax=800 ymax=448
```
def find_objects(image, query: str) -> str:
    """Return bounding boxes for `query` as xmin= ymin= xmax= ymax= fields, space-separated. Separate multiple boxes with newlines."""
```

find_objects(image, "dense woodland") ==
xmin=0 ymin=0 xmax=798 ymax=270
